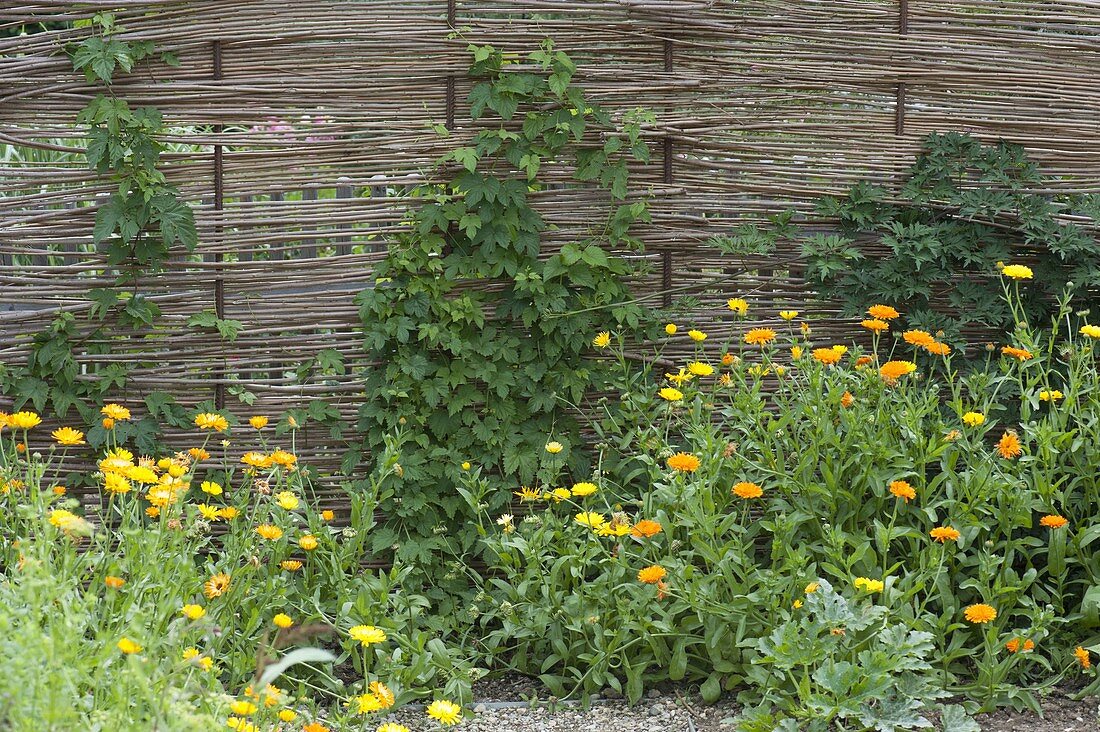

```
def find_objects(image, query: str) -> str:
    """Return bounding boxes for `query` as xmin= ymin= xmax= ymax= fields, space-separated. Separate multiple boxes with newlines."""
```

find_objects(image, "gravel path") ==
xmin=378 ymin=677 xmax=1099 ymax=732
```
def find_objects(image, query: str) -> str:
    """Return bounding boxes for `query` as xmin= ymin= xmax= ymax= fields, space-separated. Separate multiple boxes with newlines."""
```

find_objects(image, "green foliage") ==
xmin=0 ymin=422 xmax=477 ymax=729
xmin=755 ymin=133 xmax=1100 ymax=341
xmin=354 ymin=41 xmax=654 ymax=583
xmin=71 ymin=17 xmax=196 ymax=277
xmin=466 ymin=281 xmax=1100 ymax=708
xmin=2 ymin=15 xmax=198 ymax=453
xmin=737 ymin=579 xmax=958 ymax=731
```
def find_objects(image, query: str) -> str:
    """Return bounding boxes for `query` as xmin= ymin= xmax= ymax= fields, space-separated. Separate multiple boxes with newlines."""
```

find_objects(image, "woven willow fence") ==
xmin=2 ymin=1 xmax=1100 ymax=512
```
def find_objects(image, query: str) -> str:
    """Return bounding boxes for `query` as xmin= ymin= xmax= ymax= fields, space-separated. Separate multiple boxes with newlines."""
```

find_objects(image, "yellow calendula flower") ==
xmin=962 ymin=411 xmax=985 ymax=427
xmin=791 ymin=346 xmax=803 ymax=359
xmin=194 ymin=412 xmax=229 ymax=431
xmin=197 ymin=503 xmax=220 ymax=521
xmin=1000 ymin=264 xmax=1033 ymax=280
xmin=664 ymin=323 xmax=677 ymax=335
xmin=547 ymin=487 xmax=572 ymax=502
xmin=1039 ymin=390 xmax=1063 ymax=402
xmin=377 ymin=724 xmax=410 ymax=732
xmin=278 ymin=710 xmax=297 ymax=722
xmin=7 ymin=411 xmax=41 ymax=430
xmin=804 ymin=582 xmax=819 ymax=594
xmin=200 ymin=480 xmax=223 ymax=496
xmin=275 ymin=491 xmax=300 ymax=510
xmin=659 ymin=387 xmax=684 ymax=402
xmin=514 ymin=486 xmax=541 ymax=502
xmin=571 ymin=482 xmax=597 ymax=497
xmin=593 ymin=331 xmax=611 ymax=348
xmin=727 ymin=298 xmax=749 ymax=316
xmin=249 ymin=416 xmax=269 ymax=429
xmin=230 ymin=700 xmax=258 ymax=716
xmin=218 ymin=506 xmax=239 ymax=520
xmin=544 ymin=441 xmax=564 ymax=454
xmin=273 ymin=613 xmax=293 ymax=629
xmin=854 ymin=577 xmax=884 ymax=593
xmin=574 ymin=511 xmax=607 ymax=530
xmin=51 ymin=427 xmax=85 ymax=446
xmin=461 ymin=461 xmax=471 ymax=470
xmin=426 ymin=699 xmax=463 ymax=726
xmin=117 ymin=637 xmax=142 ymax=655
xmin=666 ymin=368 xmax=692 ymax=386
xmin=299 ymin=534 xmax=319 ymax=551
xmin=355 ymin=693 xmax=384 ymax=713
xmin=687 ymin=329 xmax=707 ymax=342
xmin=637 ymin=565 xmax=667 ymax=584
xmin=102 ymin=472 xmax=132 ymax=495
xmin=180 ymin=604 xmax=205 ymax=621
xmin=281 ymin=560 xmax=303 ymax=572
xmin=101 ymin=403 xmax=131 ymax=421
xmin=1081 ymin=324 xmax=1100 ymax=339
xmin=686 ymin=361 xmax=714 ymax=377
xmin=349 ymin=625 xmax=387 ymax=646
xmin=779 ymin=310 xmax=798 ymax=320
xmin=125 ymin=465 xmax=159 ymax=485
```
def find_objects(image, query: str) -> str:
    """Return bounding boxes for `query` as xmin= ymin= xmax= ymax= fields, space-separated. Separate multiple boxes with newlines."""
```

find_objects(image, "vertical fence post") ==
xmin=445 ymin=0 xmax=457 ymax=130
xmin=212 ymin=40 xmax=226 ymax=410
xmin=895 ymin=0 xmax=908 ymax=135
xmin=335 ymin=177 xmax=353 ymax=256
xmin=661 ymin=38 xmax=674 ymax=309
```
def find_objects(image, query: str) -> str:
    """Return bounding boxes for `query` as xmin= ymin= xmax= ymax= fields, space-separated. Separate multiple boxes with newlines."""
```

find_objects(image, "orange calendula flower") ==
xmin=189 ymin=447 xmax=210 ymax=461
xmin=861 ymin=319 xmax=889 ymax=332
xmin=997 ymin=431 xmax=1022 ymax=459
xmin=812 ymin=348 xmax=842 ymax=365
xmin=924 ymin=341 xmax=951 ymax=356
xmin=204 ymin=572 xmax=231 ymax=599
xmin=889 ymin=480 xmax=915 ymax=502
xmin=1075 ymin=646 xmax=1092 ymax=669
xmin=370 ymin=681 xmax=396 ymax=709
xmin=855 ymin=355 xmax=873 ymax=368
xmin=744 ymin=328 xmax=776 ymax=346
xmin=255 ymin=524 xmax=284 ymax=541
xmin=321 ymin=509 xmax=335 ymax=521
xmin=667 ymin=452 xmax=701 ymax=472
xmin=929 ymin=526 xmax=960 ymax=543
xmin=868 ymin=305 xmax=900 ymax=320
xmin=638 ymin=565 xmax=667 ymax=584
xmin=631 ymin=519 xmax=663 ymax=538
xmin=902 ymin=330 xmax=935 ymax=347
xmin=732 ymin=481 xmax=763 ymax=499
xmin=1001 ymin=346 xmax=1033 ymax=361
xmin=241 ymin=452 xmax=271 ymax=469
xmin=840 ymin=391 xmax=855 ymax=408
xmin=104 ymin=575 xmax=126 ymax=589
xmin=879 ymin=360 xmax=917 ymax=383
xmin=1040 ymin=514 xmax=1068 ymax=529
xmin=964 ymin=603 xmax=997 ymax=624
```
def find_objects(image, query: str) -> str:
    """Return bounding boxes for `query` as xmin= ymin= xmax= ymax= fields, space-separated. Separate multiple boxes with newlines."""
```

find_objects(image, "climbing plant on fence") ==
xmin=0 ymin=12 xmax=198 ymax=451
xmin=353 ymin=42 xmax=654 ymax=584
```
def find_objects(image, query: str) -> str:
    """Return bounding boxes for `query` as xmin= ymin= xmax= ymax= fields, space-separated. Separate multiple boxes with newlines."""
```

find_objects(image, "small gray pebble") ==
xmin=603 ymin=687 xmax=622 ymax=699
xmin=647 ymin=688 xmax=662 ymax=699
